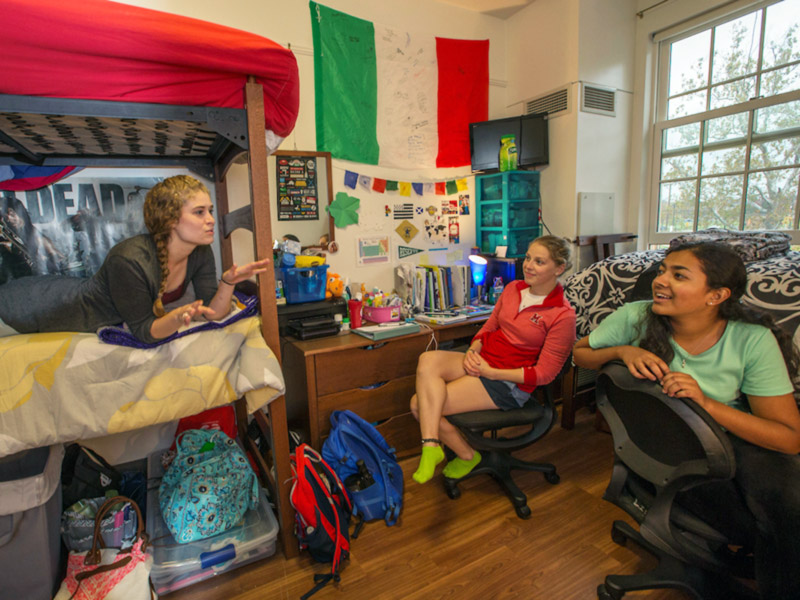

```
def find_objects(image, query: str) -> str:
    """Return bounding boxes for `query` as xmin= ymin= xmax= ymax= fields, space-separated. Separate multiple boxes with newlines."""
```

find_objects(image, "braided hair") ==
xmin=142 ymin=175 xmax=209 ymax=317
xmin=639 ymin=242 xmax=799 ymax=380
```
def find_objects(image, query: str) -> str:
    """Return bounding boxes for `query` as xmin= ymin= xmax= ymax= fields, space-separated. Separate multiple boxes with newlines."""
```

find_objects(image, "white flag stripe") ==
xmin=375 ymin=27 xmax=439 ymax=169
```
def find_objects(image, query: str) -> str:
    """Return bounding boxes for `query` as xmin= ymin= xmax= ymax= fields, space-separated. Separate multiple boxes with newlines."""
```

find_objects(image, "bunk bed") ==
xmin=1 ymin=0 xmax=300 ymax=558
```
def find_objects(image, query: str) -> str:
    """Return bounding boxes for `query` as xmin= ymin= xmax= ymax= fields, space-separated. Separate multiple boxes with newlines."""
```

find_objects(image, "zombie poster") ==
xmin=0 ymin=176 xmax=162 ymax=285
xmin=276 ymin=155 xmax=319 ymax=221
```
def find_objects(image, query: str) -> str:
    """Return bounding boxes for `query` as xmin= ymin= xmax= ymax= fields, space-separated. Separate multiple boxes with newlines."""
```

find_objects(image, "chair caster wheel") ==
xmin=597 ymin=583 xmax=617 ymax=599
xmin=545 ymin=472 xmax=560 ymax=484
xmin=515 ymin=504 xmax=531 ymax=519
xmin=446 ymin=486 xmax=461 ymax=500
xmin=611 ymin=527 xmax=627 ymax=546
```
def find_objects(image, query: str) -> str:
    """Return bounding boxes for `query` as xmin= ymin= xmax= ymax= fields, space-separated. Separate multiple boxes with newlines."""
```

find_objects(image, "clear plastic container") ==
xmin=146 ymin=452 xmax=279 ymax=595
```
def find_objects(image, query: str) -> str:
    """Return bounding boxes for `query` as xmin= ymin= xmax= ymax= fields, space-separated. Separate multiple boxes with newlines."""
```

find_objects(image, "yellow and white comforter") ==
xmin=0 ymin=316 xmax=284 ymax=457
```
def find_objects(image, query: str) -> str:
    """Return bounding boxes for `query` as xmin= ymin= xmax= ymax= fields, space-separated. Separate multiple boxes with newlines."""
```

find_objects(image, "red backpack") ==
xmin=290 ymin=444 xmax=353 ymax=599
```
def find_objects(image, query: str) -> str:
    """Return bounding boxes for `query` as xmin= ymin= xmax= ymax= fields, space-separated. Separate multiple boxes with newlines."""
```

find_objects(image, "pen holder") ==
xmin=348 ymin=300 xmax=363 ymax=329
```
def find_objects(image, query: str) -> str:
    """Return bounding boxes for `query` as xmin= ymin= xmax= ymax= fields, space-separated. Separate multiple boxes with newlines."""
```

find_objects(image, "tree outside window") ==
xmin=652 ymin=0 xmax=800 ymax=244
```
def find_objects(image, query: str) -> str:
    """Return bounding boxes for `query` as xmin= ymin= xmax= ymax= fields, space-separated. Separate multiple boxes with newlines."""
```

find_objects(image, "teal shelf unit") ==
xmin=475 ymin=170 xmax=541 ymax=257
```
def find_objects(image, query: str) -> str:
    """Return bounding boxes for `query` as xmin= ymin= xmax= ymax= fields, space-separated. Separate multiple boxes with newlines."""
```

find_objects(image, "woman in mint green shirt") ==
xmin=574 ymin=242 xmax=800 ymax=599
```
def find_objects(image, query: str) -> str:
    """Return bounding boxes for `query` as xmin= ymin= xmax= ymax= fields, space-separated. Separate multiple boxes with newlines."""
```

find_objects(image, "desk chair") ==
xmin=442 ymin=377 xmax=561 ymax=519
xmin=595 ymin=363 xmax=756 ymax=600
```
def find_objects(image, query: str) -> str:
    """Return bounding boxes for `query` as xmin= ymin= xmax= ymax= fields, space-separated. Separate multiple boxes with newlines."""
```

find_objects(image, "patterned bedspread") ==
xmin=0 ymin=316 xmax=285 ymax=457
xmin=564 ymin=250 xmax=800 ymax=338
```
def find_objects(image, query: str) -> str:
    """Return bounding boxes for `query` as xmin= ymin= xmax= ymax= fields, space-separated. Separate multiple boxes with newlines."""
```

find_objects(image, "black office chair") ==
xmin=595 ymin=362 xmax=757 ymax=600
xmin=442 ymin=375 xmax=561 ymax=519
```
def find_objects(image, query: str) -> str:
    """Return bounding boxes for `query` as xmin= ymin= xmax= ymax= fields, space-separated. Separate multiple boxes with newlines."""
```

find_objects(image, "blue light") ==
xmin=468 ymin=254 xmax=488 ymax=286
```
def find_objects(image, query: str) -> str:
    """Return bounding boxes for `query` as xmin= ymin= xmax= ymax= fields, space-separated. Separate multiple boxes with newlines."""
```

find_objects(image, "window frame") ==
xmin=647 ymin=0 xmax=800 ymax=246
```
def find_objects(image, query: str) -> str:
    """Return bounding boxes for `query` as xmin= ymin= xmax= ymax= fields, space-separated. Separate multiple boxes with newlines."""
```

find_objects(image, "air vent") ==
xmin=525 ymin=87 xmax=569 ymax=117
xmin=581 ymin=84 xmax=616 ymax=116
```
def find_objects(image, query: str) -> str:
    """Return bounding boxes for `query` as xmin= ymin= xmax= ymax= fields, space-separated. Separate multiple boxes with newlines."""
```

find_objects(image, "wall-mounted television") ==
xmin=469 ymin=113 xmax=549 ymax=173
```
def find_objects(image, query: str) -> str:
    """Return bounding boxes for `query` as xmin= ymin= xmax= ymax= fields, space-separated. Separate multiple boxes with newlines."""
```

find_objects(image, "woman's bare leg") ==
xmin=410 ymin=351 xmax=497 ymax=483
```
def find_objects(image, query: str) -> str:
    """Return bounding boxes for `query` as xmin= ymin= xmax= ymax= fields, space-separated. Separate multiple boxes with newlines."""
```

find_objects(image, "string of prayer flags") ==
xmin=340 ymin=170 xmax=469 ymax=196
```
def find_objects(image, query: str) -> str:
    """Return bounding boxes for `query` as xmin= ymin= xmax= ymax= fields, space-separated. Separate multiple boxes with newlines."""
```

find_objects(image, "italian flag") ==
xmin=310 ymin=2 xmax=489 ymax=169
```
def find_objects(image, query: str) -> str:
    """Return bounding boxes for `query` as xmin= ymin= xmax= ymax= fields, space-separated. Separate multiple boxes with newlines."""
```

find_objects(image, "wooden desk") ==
xmin=281 ymin=317 xmax=487 ymax=458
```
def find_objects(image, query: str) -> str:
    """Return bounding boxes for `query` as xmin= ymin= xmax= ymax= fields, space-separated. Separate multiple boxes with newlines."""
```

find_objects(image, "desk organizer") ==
xmin=279 ymin=264 xmax=329 ymax=304
xmin=363 ymin=305 xmax=401 ymax=323
xmin=146 ymin=452 xmax=279 ymax=595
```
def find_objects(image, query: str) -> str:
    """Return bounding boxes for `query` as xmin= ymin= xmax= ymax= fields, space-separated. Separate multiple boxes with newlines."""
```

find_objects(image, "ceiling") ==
xmin=435 ymin=0 xmax=536 ymax=19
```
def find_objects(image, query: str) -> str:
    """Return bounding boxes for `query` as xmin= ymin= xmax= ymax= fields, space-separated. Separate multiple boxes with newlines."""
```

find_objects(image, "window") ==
xmin=650 ymin=0 xmax=800 ymax=244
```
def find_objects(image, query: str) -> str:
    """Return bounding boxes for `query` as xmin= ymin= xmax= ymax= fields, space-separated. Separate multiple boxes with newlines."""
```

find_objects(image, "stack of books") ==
xmin=412 ymin=265 xmax=470 ymax=313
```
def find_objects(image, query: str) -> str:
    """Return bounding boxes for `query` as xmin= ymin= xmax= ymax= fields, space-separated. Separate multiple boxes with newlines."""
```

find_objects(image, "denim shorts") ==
xmin=479 ymin=377 xmax=530 ymax=410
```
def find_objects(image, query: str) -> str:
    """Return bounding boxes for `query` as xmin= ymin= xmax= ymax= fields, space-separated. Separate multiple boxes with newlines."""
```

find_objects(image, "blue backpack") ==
xmin=322 ymin=410 xmax=403 ymax=530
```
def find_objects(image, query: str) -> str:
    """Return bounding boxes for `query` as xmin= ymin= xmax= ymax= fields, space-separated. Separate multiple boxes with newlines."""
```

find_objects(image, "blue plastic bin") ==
xmin=280 ymin=264 xmax=329 ymax=304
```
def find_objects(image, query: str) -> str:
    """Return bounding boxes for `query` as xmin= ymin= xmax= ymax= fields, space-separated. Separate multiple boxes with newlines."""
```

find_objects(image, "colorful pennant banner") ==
xmin=341 ymin=169 xmax=469 ymax=197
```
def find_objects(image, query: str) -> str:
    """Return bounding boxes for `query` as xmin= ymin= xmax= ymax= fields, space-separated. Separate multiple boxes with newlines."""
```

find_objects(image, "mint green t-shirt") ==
xmin=588 ymin=301 xmax=793 ymax=412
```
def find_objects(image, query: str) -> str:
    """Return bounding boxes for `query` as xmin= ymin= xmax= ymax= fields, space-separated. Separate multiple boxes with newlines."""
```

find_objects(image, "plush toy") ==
xmin=326 ymin=272 xmax=344 ymax=299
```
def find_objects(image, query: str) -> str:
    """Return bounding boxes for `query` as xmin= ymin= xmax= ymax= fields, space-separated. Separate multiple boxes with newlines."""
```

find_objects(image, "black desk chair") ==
xmin=595 ymin=362 xmax=757 ymax=600
xmin=442 ymin=376 xmax=561 ymax=519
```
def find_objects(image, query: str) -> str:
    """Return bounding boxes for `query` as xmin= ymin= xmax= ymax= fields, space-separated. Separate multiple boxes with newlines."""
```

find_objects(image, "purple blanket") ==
xmin=97 ymin=292 xmax=258 ymax=349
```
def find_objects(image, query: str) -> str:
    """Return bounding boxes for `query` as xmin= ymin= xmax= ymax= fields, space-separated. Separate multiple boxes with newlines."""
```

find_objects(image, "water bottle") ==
xmin=499 ymin=135 xmax=517 ymax=172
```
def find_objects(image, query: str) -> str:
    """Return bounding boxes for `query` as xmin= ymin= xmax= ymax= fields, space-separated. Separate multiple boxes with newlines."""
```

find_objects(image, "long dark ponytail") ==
xmin=639 ymin=242 xmax=799 ymax=379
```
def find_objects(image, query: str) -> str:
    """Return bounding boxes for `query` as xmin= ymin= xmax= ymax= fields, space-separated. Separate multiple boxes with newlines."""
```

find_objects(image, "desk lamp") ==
xmin=468 ymin=254 xmax=488 ymax=304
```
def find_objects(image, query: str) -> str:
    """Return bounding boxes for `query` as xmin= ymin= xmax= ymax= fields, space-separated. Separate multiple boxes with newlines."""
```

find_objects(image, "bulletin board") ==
xmin=277 ymin=154 xmax=320 ymax=221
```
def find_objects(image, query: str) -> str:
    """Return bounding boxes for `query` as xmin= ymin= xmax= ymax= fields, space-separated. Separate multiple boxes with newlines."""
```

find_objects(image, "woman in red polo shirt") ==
xmin=410 ymin=236 xmax=576 ymax=484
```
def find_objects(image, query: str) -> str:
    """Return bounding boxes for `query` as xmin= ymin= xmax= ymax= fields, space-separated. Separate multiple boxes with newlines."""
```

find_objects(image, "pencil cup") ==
xmin=348 ymin=300 xmax=363 ymax=329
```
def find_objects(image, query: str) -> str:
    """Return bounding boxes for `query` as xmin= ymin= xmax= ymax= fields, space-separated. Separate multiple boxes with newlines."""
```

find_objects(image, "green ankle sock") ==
xmin=412 ymin=445 xmax=445 ymax=484
xmin=442 ymin=451 xmax=482 ymax=479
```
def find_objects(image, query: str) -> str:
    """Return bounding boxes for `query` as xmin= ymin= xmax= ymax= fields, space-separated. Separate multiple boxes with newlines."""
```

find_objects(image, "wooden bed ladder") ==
xmin=216 ymin=79 xmax=297 ymax=559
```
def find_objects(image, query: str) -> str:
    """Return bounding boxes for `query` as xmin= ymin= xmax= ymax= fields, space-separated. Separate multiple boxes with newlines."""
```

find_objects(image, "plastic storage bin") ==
xmin=363 ymin=305 xmax=401 ymax=323
xmin=146 ymin=452 xmax=279 ymax=595
xmin=0 ymin=444 xmax=64 ymax=600
xmin=279 ymin=264 xmax=329 ymax=304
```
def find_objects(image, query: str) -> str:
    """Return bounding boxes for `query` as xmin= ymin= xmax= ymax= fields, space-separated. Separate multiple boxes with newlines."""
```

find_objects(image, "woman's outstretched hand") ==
xmin=172 ymin=300 xmax=215 ymax=327
xmin=618 ymin=345 xmax=670 ymax=381
xmin=222 ymin=257 xmax=271 ymax=285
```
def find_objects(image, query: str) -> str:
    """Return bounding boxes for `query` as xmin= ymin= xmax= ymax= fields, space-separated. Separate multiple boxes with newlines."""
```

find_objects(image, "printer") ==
xmin=277 ymin=297 xmax=348 ymax=340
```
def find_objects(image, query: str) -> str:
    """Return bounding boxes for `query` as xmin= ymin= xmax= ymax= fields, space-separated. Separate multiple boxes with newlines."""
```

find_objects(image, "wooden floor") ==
xmin=165 ymin=410 xmax=686 ymax=600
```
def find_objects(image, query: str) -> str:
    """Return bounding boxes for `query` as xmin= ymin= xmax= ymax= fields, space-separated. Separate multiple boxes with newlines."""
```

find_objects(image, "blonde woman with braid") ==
xmin=0 ymin=175 xmax=269 ymax=343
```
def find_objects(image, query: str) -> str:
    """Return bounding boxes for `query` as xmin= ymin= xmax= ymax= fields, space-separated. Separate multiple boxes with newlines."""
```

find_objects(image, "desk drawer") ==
xmin=316 ymin=375 xmax=416 ymax=435
xmin=314 ymin=335 xmax=428 ymax=396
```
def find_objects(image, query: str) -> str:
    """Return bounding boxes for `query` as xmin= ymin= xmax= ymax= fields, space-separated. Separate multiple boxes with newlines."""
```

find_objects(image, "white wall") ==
xmin=506 ymin=0 xmax=636 ymax=267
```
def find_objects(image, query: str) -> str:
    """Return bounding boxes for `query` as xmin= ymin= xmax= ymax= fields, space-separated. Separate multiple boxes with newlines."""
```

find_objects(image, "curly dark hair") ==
xmin=638 ymin=242 xmax=799 ymax=380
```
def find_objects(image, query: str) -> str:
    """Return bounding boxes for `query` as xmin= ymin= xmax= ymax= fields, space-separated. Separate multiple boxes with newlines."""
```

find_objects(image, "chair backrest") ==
xmin=596 ymin=362 xmax=740 ymax=568
xmin=597 ymin=362 xmax=735 ymax=487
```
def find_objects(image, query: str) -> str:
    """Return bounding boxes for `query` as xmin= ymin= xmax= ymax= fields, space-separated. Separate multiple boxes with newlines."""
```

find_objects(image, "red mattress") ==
xmin=2 ymin=0 xmax=299 ymax=139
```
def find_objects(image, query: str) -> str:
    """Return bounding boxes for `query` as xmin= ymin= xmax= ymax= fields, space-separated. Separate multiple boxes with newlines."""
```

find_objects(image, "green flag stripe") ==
xmin=310 ymin=2 xmax=379 ymax=164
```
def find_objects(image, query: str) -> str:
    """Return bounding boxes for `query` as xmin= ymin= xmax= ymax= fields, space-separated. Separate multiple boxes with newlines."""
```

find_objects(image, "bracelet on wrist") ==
xmin=220 ymin=277 xmax=235 ymax=286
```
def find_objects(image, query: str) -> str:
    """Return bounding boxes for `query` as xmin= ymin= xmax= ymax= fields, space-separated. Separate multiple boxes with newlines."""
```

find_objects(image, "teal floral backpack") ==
xmin=158 ymin=429 xmax=259 ymax=543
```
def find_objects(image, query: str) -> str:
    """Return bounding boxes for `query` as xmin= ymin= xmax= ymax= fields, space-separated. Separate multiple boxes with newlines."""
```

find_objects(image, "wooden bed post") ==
xmin=244 ymin=78 xmax=297 ymax=558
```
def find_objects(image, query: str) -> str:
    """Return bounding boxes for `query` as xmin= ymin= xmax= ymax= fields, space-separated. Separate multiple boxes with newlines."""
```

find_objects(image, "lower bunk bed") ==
xmin=0 ymin=316 xmax=284 ymax=457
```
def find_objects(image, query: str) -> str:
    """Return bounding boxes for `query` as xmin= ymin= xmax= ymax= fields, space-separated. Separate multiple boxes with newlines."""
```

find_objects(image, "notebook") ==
xmin=414 ymin=312 xmax=468 ymax=325
xmin=351 ymin=322 xmax=421 ymax=341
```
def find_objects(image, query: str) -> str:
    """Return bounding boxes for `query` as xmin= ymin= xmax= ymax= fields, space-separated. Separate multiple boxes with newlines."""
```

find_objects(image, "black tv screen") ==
xmin=469 ymin=113 xmax=549 ymax=173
